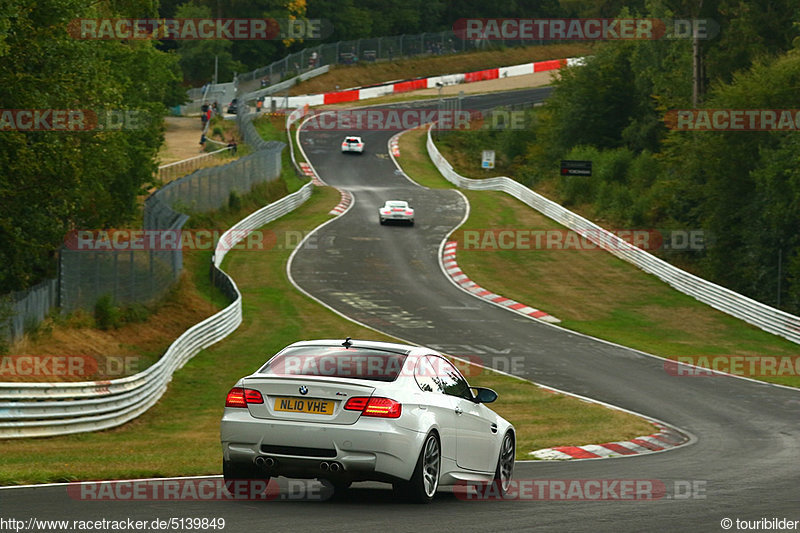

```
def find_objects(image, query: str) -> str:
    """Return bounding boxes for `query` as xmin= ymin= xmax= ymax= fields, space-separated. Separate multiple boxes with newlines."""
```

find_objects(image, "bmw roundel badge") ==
xmin=299 ymin=385 xmax=308 ymax=395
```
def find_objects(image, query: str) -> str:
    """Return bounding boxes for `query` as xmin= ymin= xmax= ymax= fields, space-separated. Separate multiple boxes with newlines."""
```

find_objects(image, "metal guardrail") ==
xmin=157 ymin=146 xmax=234 ymax=183
xmin=0 ymin=112 xmax=314 ymax=438
xmin=181 ymin=82 xmax=237 ymax=116
xmin=240 ymin=65 xmax=330 ymax=105
xmin=425 ymin=125 xmax=800 ymax=345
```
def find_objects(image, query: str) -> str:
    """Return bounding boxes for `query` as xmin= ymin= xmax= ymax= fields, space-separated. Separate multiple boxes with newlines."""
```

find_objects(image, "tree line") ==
xmin=0 ymin=0 xmax=185 ymax=294
xmin=163 ymin=0 xmax=641 ymax=85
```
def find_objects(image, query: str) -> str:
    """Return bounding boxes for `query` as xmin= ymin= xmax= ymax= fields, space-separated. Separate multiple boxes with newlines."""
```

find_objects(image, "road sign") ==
xmin=560 ymin=160 xmax=592 ymax=176
xmin=482 ymin=150 xmax=495 ymax=169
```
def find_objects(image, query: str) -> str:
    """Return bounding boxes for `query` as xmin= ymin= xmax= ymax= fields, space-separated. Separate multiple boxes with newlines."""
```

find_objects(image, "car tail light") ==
xmin=225 ymin=387 xmax=264 ymax=408
xmin=343 ymin=397 xmax=368 ymax=411
xmin=344 ymin=396 xmax=402 ymax=418
xmin=405 ymin=210 xmax=413 ymax=215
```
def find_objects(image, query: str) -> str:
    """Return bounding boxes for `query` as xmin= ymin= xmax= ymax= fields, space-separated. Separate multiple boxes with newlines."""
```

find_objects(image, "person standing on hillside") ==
xmin=201 ymin=103 xmax=209 ymax=128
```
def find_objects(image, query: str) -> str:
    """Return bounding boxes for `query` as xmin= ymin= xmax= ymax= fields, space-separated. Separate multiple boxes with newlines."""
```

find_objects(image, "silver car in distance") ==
xmin=220 ymin=338 xmax=515 ymax=503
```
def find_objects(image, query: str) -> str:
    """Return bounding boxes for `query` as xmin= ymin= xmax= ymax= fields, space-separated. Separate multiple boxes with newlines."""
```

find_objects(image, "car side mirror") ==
xmin=470 ymin=387 xmax=498 ymax=404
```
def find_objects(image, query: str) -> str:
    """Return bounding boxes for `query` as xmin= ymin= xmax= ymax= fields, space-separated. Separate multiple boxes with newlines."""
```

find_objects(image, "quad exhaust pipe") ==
xmin=319 ymin=461 xmax=342 ymax=472
xmin=255 ymin=456 xmax=276 ymax=468
xmin=257 ymin=457 xmax=340 ymax=472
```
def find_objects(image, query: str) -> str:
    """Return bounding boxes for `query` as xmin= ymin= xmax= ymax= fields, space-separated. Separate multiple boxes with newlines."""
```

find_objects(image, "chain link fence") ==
xmin=1 ymin=279 xmax=58 ymax=343
xmin=3 ymin=112 xmax=284 ymax=339
xmin=155 ymin=142 xmax=282 ymax=214
xmin=58 ymin=247 xmax=181 ymax=314
xmin=59 ymin=112 xmax=283 ymax=313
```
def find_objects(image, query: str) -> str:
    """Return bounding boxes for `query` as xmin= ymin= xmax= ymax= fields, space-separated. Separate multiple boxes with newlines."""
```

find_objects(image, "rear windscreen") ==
xmin=259 ymin=346 xmax=409 ymax=382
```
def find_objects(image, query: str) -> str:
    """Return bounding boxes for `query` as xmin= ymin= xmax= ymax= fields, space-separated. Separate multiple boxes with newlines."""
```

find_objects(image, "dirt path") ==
xmin=159 ymin=116 xmax=205 ymax=165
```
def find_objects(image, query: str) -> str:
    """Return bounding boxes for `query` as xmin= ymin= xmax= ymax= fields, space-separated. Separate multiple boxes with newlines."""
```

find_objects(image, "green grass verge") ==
xmin=398 ymin=127 xmax=800 ymax=388
xmin=252 ymin=114 xmax=306 ymax=193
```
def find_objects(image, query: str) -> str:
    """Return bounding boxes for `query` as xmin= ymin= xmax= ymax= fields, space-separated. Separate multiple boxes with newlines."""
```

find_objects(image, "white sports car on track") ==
xmin=341 ymin=136 xmax=364 ymax=153
xmin=220 ymin=338 xmax=515 ymax=503
xmin=379 ymin=200 xmax=414 ymax=225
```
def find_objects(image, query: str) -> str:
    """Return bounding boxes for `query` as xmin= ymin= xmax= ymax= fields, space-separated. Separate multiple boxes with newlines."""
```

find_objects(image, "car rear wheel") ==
xmin=493 ymin=431 xmax=515 ymax=496
xmin=397 ymin=432 xmax=440 ymax=504
xmin=223 ymin=460 xmax=271 ymax=498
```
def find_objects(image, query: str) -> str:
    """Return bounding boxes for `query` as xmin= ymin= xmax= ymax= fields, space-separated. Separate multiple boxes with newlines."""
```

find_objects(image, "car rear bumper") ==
xmin=221 ymin=410 xmax=424 ymax=482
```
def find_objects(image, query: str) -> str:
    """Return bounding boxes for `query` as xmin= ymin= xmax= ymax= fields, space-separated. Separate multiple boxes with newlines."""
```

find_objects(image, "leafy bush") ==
xmin=121 ymin=304 xmax=150 ymax=324
xmin=94 ymin=295 xmax=121 ymax=330
xmin=228 ymin=191 xmax=242 ymax=211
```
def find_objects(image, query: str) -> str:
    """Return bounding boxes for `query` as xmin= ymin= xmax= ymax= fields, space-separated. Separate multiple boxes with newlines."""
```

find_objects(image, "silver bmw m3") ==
xmin=220 ymin=338 xmax=515 ymax=503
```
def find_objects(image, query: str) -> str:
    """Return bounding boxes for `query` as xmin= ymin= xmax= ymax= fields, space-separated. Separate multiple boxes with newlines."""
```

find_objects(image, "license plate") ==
xmin=274 ymin=397 xmax=334 ymax=415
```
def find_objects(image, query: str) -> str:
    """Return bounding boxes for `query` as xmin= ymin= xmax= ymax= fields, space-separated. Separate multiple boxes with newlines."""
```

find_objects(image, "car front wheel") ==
xmin=493 ymin=431 xmax=515 ymax=496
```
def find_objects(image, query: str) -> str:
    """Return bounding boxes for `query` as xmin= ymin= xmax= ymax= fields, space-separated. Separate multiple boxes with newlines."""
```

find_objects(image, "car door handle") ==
xmin=454 ymin=406 xmax=463 ymax=415
xmin=490 ymin=423 xmax=498 ymax=434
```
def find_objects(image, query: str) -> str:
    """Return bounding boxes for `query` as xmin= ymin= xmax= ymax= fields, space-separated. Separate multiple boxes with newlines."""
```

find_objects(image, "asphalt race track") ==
xmin=289 ymin=89 xmax=800 ymax=530
xmin=3 ymin=88 xmax=800 ymax=532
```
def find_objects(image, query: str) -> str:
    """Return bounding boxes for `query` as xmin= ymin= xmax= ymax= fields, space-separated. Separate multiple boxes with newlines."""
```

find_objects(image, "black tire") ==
xmin=400 ymin=432 xmax=440 ymax=504
xmin=223 ymin=460 xmax=270 ymax=498
xmin=330 ymin=480 xmax=352 ymax=495
xmin=493 ymin=431 xmax=515 ymax=497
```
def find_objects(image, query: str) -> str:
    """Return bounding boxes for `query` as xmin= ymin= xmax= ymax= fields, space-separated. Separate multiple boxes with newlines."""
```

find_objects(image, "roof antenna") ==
xmin=342 ymin=337 xmax=352 ymax=349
